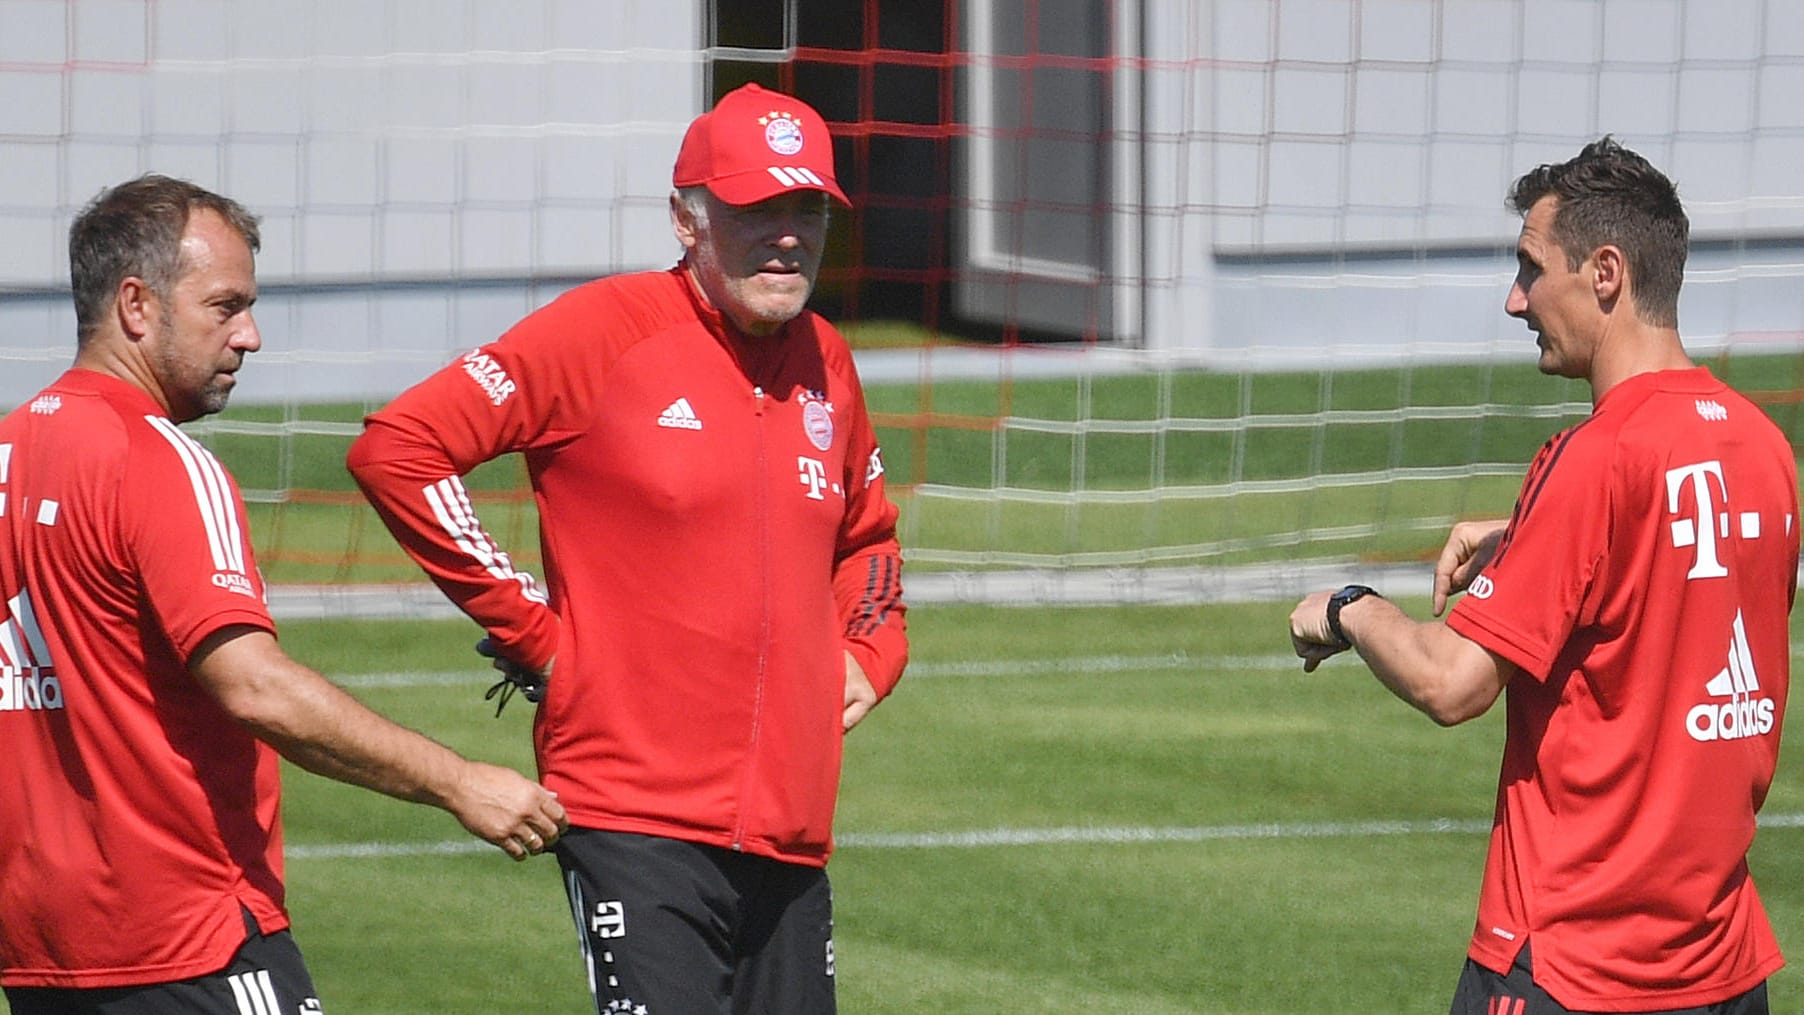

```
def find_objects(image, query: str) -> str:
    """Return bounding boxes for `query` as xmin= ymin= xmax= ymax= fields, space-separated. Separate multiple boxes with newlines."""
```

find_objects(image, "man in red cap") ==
xmin=347 ymin=83 xmax=908 ymax=1013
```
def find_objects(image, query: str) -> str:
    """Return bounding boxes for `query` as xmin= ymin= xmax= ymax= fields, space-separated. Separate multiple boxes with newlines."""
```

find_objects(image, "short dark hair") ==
xmin=1507 ymin=136 xmax=1688 ymax=328
xmin=68 ymin=174 xmax=261 ymax=344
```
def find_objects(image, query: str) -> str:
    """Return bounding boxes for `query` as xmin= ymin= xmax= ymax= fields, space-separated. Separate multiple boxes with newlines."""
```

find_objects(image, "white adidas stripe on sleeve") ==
xmin=422 ymin=477 xmax=548 ymax=605
xmin=146 ymin=417 xmax=247 ymax=574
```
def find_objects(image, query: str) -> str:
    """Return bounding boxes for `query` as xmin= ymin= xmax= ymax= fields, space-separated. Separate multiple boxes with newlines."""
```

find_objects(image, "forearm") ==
xmin=833 ymin=547 xmax=907 ymax=697
xmin=193 ymin=625 xmax=566 ymax=859
xmin=259 ymin=678 xmax=466 ymax=807
xmin=1291 ymin=590 xmax=1512 ymax=726
xmin=194 ymin=628 xmax=467 ymax=807
xmin=1337 ymin=597 xmax=1510 ymax=726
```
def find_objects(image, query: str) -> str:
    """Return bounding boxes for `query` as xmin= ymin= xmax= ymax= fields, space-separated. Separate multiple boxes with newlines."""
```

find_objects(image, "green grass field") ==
xmin=10 ymin=600 xmax=1800 ymax=1013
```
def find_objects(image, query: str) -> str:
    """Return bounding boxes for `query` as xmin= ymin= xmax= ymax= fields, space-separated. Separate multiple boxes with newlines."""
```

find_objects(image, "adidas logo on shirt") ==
xmin=1686 ymin=610 xmax=1775 ymax=742
xmin=657 ymin=398 xmax=703 ymax=431
xmin=0 ymin=589 xmax=65 ymax=713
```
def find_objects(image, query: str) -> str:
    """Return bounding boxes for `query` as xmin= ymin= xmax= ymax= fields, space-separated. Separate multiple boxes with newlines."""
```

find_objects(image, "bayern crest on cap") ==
xmin=673 ymin=82 xmax=851 ymax=207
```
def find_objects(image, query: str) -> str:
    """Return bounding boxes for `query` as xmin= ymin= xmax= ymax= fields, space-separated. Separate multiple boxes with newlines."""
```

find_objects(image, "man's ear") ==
xmin=1590 ymin=244 xmax=1625 ymax=306
xmin=669 ymin=191 xmax=699 ymax=251
xmin=117 ymin=276 xmax=158 ymax=341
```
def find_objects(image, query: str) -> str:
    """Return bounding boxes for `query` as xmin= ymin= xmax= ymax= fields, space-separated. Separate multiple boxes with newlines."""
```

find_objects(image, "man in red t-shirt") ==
xmin=0 ymin=175 xmax=567 ymax=1015
xmin=1290 ymin=138 xmax=1793 ymax=1014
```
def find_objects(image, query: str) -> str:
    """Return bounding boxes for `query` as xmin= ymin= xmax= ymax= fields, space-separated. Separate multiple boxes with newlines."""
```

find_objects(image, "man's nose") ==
xmin=235 ymin=314 xmax=263 ymax=352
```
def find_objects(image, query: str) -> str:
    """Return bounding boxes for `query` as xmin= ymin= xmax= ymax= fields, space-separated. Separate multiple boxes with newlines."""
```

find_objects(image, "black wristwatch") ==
xmin=1325 ymin=585 xmax=1381 ymax=648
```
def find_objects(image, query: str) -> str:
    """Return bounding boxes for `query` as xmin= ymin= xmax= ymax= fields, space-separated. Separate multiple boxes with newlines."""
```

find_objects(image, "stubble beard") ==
xmin=725 ymin=273 xmax=814 ymax=335
xmin=154 ymin=316 xmax=236 ymax=421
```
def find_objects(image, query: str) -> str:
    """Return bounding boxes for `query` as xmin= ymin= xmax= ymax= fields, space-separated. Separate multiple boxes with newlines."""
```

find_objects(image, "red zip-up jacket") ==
xmin=347 ymin=264 xmax=907 ymax=865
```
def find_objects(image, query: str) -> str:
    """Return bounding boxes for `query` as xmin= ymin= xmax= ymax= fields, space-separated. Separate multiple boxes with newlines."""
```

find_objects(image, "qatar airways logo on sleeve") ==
xmin=211 ymin=572 xmax=257 ymax=598
xmin=460 ymin=350 xmax=517 ymax=406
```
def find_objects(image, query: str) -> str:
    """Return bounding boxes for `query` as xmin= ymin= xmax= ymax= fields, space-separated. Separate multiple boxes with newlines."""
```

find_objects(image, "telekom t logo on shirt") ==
xmin=1666 ymin=460 xmax=1735 ymax=579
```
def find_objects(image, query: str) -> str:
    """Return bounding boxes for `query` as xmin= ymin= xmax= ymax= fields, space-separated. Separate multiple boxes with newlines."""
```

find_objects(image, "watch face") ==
xmin=1327 ymin=586 xmax=1376 ymax=645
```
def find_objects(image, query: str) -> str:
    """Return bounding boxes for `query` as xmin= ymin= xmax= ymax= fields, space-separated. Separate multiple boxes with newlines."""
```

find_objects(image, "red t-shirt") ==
xmin=1448 ymin=368 xmax=1795 ymax=1010
xmin=0 ymin=370 xmax=285 ymax=988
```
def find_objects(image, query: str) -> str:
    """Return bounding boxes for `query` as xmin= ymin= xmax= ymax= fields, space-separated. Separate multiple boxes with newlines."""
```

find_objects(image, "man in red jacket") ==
xmin=348 ymin=83 xmax=908 ymax=1014
xmin=1290 ymin=138 xmax=1791 ymax=1014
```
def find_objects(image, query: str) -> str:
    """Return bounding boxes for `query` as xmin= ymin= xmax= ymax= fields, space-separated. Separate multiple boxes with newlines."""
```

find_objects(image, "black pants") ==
xmin=557 ymin=827 xmax=837 ymax=1015
xmin=5 ymin=909 xmax=322 ymax=1015
xmin=1450 ymin=943 xmax=1768 ymax=1015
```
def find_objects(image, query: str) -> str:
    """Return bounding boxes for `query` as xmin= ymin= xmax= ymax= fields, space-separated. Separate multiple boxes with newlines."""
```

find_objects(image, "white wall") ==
xmin=1140 ymin=0 xmax=1804 ymax=362
xmin=0 ymin=0 xmax=701 ymax=403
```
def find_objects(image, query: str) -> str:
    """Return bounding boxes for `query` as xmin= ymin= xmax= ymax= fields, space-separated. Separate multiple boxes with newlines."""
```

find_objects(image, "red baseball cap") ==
xmin=673 ymin=82 xmax=850 ymax=207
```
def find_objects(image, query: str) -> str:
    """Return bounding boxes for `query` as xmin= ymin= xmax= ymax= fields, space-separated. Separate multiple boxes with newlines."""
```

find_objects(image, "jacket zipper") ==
xmin=731 ymin=384 xmax=772 ymax=851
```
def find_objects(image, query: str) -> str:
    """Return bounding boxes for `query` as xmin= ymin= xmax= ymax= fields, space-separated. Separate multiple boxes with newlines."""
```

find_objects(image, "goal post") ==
xmin=4 ymin=0 xmax=1804 ymax=599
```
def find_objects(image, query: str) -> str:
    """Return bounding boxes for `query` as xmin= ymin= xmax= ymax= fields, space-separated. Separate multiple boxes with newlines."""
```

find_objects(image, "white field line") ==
xmin=335 ymin=645 xmax=1804 ymax=689
xmin=287 ymin=813 xmax=1804 ymax=860
xmin=330 ymin=651 xmax=1296 ymax=690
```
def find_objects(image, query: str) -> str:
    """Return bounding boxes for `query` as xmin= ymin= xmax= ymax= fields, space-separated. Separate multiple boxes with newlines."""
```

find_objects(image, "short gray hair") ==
xmin=675 ymin=185 xmax=833 ymax=230
xmin=69 ymin=174 xmax=261 ymax=345
xmin=675 ymin=185 xmax=712 ymax=229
